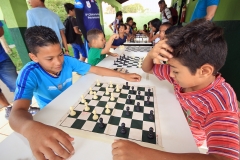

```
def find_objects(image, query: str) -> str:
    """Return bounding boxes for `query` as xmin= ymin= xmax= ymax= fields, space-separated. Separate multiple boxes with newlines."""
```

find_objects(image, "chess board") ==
xmin=113 ymin=55 xmax=143 ymax=68
xmin=56 ymin=82 xmax=163 ymax=150
xmin=125 ymin=46 xmax=152 ymax=52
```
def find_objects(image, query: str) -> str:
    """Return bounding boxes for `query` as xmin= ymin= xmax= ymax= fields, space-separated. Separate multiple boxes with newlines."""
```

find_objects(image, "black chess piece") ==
xmin=130 ymin=86 xmax=134 ymax=94
xmin=114 ymin=60 xmax=116 ymax=65
xmin=99 ymin=118 xmax=105 ymax=129
xmin=149 ymin=110 xmax=154 ymax=120
xmin=148 ymin=127 xmax=154 ymax=139
xmin=147 ymin=88 xmax=151 ymax=96
xmin=136 ymin=90 xmax=141 ymax=99
xmin=126 ymin=106 xmax=130 ymax=116
xmin=121 ymin=123 xmax=126 ymax=134
xmin=127 ymin=95 xmax=131 ymax=104
xmin=136 ymin=102 xmax=140 ymax=111
xmin=146 ymin=96 xmax=150 ymax=105
xmin=116 ymin=58 xmax=119 ymax=62
xmin=120 ymin=55 xmax=122 ymax=60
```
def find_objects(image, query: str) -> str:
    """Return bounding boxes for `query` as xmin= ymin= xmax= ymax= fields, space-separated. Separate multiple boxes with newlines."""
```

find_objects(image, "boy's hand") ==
xmin=112 ymin=139 xmax=146 ymax=160
xmin=110 ymin=53 xmax=118 ymax=57
xmin=121 ymin=73 xmax=141 ymax=82
xmin=24 ymin=122 xmax=74 ymax=160
xmin=148 ymin=40 xmax=173 ymax=64
xmin=111 ymin=34 xmax=119 ymax=40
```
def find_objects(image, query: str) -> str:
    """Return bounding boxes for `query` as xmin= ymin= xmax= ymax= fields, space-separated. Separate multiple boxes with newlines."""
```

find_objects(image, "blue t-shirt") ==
xmin=74 ymin=0 xmax=102 ymax=32
xmin=26 ymin=8 xmax=65 ymax=46
xmin=0 ymin=21 xmax=9 ymax=62
xmin=190 ymin=0 xmax=219 ymax=22
xmin=14 ymin=56 xmax=91 ymax=109
xmin=112 ymin=36 xmax=127 ymax=47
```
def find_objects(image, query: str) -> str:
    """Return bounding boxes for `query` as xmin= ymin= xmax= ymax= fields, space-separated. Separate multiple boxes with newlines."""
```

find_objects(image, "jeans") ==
xmin=71 ymin=43 xmax=87 ymax=59
xmin=0 ymin=58 xmax=18 ymax=92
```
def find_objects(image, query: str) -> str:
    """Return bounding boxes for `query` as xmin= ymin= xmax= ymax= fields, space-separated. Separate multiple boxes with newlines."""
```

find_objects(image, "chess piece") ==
xmin=116 ymin=58 xmax=119 ymax=62
xmin=127 ymin=95 xmax=131 ymax=104
xmin=126 ymin=106 xmax=130 ymax=116
xmin=109 ymin=81 xmax=113 ymax=88
xmin=130 ymin=86 xmax=134 ymax=94
xmin=69 ymin=107 xmax=76 ymax=116
xmin=125 ymin=82 xmax=129 ymax=89
xmin=136 ymin=102 xmax=140 ymax=111
xmin=110 ymin=92 xmax=115 ymax=101
xmin=148 ymin=127 xmax=154 ymax=139
xmin=113 ymin=60 xmax=117 ymax=65
xmin=89 ymin=87 xmax=93 ymax=95
xmin=105 ymin=104 xmax=111 ymax=114
xmin=116 ymin=84 xmax=120 ymax=92
xmin=92 ymin=110 xmax=99 ymax=120
xmin=96 ymin=79 xmax=100 ymax=86
xmin=149 ymin=110 xmax=154 ymax=120
xmin=81 ymin=95 xmax=85 ymax=103
xmin=84 ymin=102 xmax=90 ymax=111
xmin=99 ymin=117 xmax=105 ymax=129
xmin=121 ymin=123 xmax=126 ymax=134
xmin=147 ymin=96 xmax=150 ymax=105
xmin=136 ymin=91 xmax=141 ymax=99
xmin=105 ymin=87 xmax=109 ymax=95
xmin=93 ymin=92 xmax=98 ymax=99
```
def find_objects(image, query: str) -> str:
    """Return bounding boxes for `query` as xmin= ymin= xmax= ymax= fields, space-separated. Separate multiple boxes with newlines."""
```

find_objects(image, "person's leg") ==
xmin=0 ymin=58 xmax=18 ymax=92
xmin=78 ymin=44 xmax=87 ymax=62
xmin=0 ymin=88 xmax=10 ymax=107
xmin=84 ymin=39 xmax=90 ymax=57
xmin=71 ymin=43 xmax=80 ymax=59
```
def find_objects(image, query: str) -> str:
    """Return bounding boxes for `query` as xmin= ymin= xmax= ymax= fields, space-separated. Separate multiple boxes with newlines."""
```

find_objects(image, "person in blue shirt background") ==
xmin=9 ymin=26 xmax=141 ymax=160
xmin=111 ymin=24 xmax=127 ymax=49
xmin=190 ymin=0 xmax=220 ymax=22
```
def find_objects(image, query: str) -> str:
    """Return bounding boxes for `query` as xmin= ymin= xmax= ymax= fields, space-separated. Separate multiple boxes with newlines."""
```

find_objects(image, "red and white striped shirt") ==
xmin=153 ymin=64 xmax=239 ymax=160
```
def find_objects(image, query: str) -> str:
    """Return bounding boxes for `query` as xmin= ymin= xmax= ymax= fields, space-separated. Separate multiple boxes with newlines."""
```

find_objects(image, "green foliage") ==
xmin=122 ymin=3 xmax=144 ymax=13
xmin=104 ymin=5 xmax=116 ymax=14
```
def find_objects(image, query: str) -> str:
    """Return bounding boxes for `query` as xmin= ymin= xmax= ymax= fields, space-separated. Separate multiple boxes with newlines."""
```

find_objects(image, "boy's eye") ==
xmin=173 ymin=71 xmax=178 ymax=74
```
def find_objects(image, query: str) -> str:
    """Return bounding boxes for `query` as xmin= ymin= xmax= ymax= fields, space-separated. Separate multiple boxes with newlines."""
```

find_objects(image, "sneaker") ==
xmin=5 ymin=106 xmax=40 ymax=119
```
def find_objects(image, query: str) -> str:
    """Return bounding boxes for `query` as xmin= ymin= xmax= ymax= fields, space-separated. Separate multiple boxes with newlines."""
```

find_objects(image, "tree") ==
xmin=122 ymin=3 xmax=144 ymax=13
xmin=104 ymin=5 xmax=116 ymax=14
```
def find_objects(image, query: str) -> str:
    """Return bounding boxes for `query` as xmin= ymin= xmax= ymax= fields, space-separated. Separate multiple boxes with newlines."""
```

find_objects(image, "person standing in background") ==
xmin=109 ymin=11 xmax=123 ymax=34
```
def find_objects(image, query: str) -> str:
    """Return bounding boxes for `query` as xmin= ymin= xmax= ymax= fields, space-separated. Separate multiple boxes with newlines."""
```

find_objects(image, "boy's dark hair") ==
xmin=158 ymin=0 xmax=165 ymax=4
xmin=161 ymin=22 xmax=172 ymax=28
xmin=150 ymin=18 xmax=161 ymax=34
xmin=25 ymin=26 xmax=59 ymax=55
xmin=87 ymin=29 xmax=103 ymax=43
xmin=166 ymin=19 xmax=227 ymax=75
xmin=165 ymin=25 xmax=182 ymax=35
xmin=116 ymin=11 xmax=122 ymax=17
xmin=64 ymin=3 xmax=74 ymax=14
xmin=126 ymin=17 xmax=133 ymax=23
xmin=118 ymin=24 xmax=126 ymax=30
xmin=40 ymin=0 xmax=45 ymax=3
xmin=144 ymin=24 xmax=147 ymax=27
xmin=125 ymin=23 xmax=130 ymax=28
xmin=132 ymin=22 xmax=136 ymax=26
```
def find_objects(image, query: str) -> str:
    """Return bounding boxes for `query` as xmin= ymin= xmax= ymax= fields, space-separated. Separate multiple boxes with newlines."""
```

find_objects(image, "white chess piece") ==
xmin=96 ymin=79 xmax=100 ymax=86
xmin=109 ymin=81 xmax=113 ymax=88
xmin=110 ymin=92 xmax=115 ymax=101
xmin=105 ymin=87 xmax=109 ymax=95
xmin=105 ymin=104 xmax=111 ymax=114
xmin=84 ymin=102 xmax=90 ymax=111
xmin=116 ymin=84 xmax=120 ymax=92
xmin=69 ymin=107 xmax=76 ymax=116
xmin=89 ymin=87 xmax=93 ymax=95
xmin=81 ymin=95 xmax=85 ymax=103
xmin=92 ymin=109 xmax=99 ymax=120
xmin=93 ymin=92 xmax=98 ymax=99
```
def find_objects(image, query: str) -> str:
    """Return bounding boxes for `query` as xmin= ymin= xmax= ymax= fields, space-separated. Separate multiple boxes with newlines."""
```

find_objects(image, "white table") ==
xmin=0 ymin=48 xmax=198 ymax=160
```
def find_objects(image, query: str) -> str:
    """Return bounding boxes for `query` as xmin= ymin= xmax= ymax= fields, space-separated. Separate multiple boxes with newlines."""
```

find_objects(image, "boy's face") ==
xmin=128 ymin=20 xmax=133 ymax=26
xmin=125 ymin=26 xmax=130 ymax=34
xmin=168 ymin=58 xmax=202 ymax=89
xmin=118 ymin=15 xmax=123 ymax=20
xmin=159 ymin=3 xmax=165 ymax=12
xmin=94 ymin=33 xmax=106 ymax=48
xmin=118 ymin=26 xmax=125 ymax=33
xmin=69 ymin=9 xmax=76 ymax=17
xmin=29 ymin=44 xmax=64 ymax=74
xmin=159 ymin=25 xmax=169 ymax=40
xmin=28 ymin=0 xmax=42 ymax=8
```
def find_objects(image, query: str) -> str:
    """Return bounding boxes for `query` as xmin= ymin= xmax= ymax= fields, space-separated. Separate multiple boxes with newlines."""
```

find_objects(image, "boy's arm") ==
xmin=101 ymin=34 xmax=119 ymax=54
xmin=89 ymin=66 xmax=141 ymax=82
xmin=60 ymin=30 xmax=69 ymax=54
xmin=112 ymin=140 xmax=231 ymax=160
xmin=109 ymin=23 xmax=113 ymax=31
xmin=148 ymin=33 xmax=160 ymax=42
xmin=106 ymin=52 xmax=118 ymax=57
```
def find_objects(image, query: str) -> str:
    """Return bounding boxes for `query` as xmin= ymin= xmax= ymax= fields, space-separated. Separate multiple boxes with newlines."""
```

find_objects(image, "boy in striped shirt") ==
xmin=112 ymin=19 xmax=239 ymax=160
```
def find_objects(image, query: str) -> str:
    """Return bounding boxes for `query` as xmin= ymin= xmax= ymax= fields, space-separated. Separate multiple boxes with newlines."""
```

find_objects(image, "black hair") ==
xmin=126 ymin=17 xmax=133 ymax=23
xmin=158 ymin=0 xmax=165 ymax=5
xmin=40 ymin=0 xmax=45 ymax=3
xmin=25 ymin=26 xmax=60 ymax=55
xmin=166 ymin=19 xmax=227 ymax=75
xmin=144 ymin=24 xmax=147 ymax=27
xmin=165 ymin=25 xmax=182 ymax=35
xmin=118 ymin=24 xmax=127 ymax=30
xmin=150 ymin=18 xmax=161 ymax=34
xmin=132 ymin=22 xmax=136 ymax=26
xmin=161 ymin=22 xmax=172 ymax=28
xmin=64 ymin=3 xmax=74 ymax=14
xmin=116 ymin=11 xmax=122 ymax=17
xmin=87 ymin=29 xmax=103 ymax=43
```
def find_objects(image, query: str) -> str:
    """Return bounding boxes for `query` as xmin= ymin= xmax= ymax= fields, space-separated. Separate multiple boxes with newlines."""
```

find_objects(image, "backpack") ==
xmin=163 ymin=7 xmax=178 ymax=25
xmin=63 ymin=17 xmax=76 ymax=44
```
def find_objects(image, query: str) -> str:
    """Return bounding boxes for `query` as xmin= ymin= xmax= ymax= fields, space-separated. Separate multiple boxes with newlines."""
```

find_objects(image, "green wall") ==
xmin=185 ymin=0 xmax=240 ymax=100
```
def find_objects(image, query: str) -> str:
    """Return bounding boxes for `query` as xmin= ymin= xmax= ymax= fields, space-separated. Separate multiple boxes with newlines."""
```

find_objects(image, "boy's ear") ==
xmin=29 ymin=53 xmax=39 ymax=63
xmin=198 ymin=64 xmax=214 ymax=77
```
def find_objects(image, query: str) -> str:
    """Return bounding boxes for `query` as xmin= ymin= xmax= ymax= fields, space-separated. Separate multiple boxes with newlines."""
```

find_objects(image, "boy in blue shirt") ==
xmin=9 ymin=26 xmax=141 ymax=160
xmin=111 ymin=24 xmax=127 ymax=49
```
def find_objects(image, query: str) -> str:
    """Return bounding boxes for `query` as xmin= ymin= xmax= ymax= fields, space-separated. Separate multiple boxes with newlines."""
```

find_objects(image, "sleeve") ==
xmin=57 ymin=15 xmax=65 ymax=30
xmin=0 ymin=21 xmax=3 ymax=27
xmin=71 ymin=17 xmax=78 ymax=27
xmin=165 ymin=8 xmax=172 ymax=19
xmin=153 ymin=64 xmax=174 ymax=84
xmin=26 ymin=10 xmax=35 ymax=28
xmin=65 ymin=55 xmax=91 ymax=75
xmin=87 ymin=49 xmax=102 ymax=66
xmin=207 ymin=0 xmax=220 ymax=6
xmin=14 ymin=68 xmax=37 ymax=101
xmin=205 ymin=111 xmax=239 ymax=159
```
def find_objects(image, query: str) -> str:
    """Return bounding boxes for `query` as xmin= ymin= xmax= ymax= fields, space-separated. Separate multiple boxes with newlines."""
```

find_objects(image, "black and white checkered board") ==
xmin=56 ymin=82 xmax=162 ymax=148
xmin=125 ymin=46 xmax=152 ymax=52
xmin=113 ymin=55 xmax=143 ymax=68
